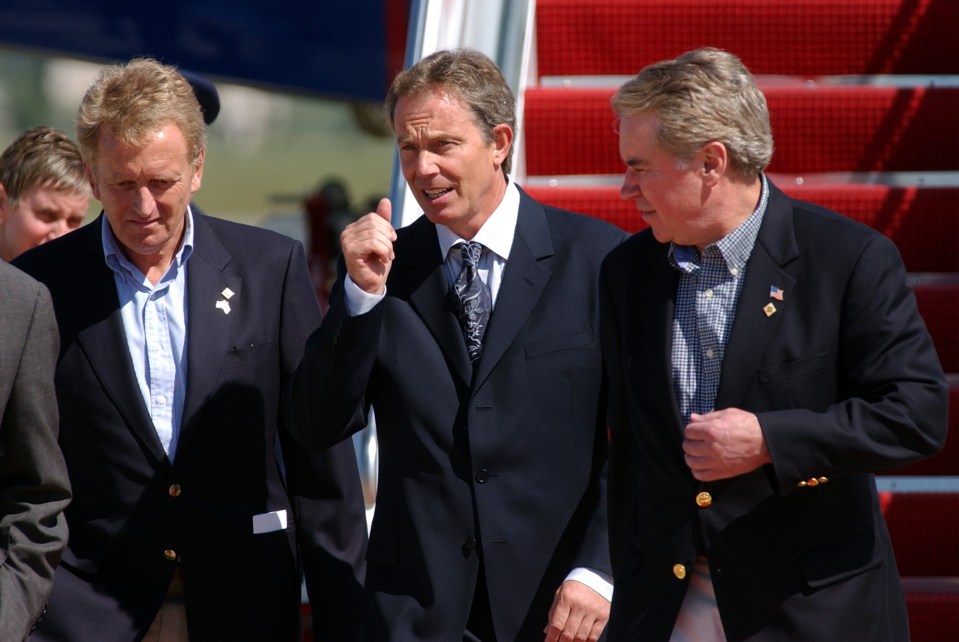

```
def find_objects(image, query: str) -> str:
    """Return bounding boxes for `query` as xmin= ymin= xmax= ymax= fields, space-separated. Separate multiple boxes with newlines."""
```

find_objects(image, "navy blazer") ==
xmin=600 ymin=181 xmax=948 ymax=641
xmin=15 ymin=213 xmax=367 ymax=642
xmin=288 ymin=187 xmax=626 ymax=640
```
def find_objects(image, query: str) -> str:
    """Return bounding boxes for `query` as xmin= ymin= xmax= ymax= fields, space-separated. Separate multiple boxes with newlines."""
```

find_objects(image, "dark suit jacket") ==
xmin=0 ymin=261 xmax=71 ymax=641
xmin=288 ymin=187 xmax=626 ymax=640
xmin=600 ymin=181 xmax=948 ymax=641
xmin=14 ymin=213 xmax=367 ymax=642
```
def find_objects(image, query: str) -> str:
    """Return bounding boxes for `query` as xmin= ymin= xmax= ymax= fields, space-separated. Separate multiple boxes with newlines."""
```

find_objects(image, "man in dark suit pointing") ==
xmin=15 ymin=57 xmax=366 ymax=642
xmin=287 ymin=48 xmax=625 ymax=641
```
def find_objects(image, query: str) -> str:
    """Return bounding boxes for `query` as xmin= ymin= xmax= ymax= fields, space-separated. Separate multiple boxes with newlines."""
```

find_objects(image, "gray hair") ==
xmin=612 ymin=47 xmax=773 ymax=177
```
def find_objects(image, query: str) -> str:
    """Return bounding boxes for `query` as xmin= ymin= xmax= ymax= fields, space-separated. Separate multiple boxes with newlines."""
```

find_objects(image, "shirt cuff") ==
xmin=565 ymin=567 xmax=614 ymax=602
xmin=344 ymin=274 xmax=385 ymax=316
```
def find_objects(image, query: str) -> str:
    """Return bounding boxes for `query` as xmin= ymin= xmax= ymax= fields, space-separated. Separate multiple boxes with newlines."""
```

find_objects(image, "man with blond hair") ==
xmin=15 ymin=57 xmax=367 ymax=642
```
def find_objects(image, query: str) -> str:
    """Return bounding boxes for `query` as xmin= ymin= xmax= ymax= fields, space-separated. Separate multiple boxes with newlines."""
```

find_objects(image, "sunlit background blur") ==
xmin=0 ymin=48 xmax=396 ymax=237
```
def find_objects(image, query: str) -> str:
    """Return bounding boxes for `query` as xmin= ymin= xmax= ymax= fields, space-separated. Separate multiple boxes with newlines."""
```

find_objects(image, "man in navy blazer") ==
xmin=14 ymin=57 xmax=366 ymax=641
xmin=600 ymin=47 xmax=947 ymax=640
xmin=287 ymin=49 xmax=625 ymax=641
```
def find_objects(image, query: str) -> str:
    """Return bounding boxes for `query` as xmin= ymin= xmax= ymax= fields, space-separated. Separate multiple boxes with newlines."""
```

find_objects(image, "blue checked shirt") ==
xmin=670 ymin=175 xmax=769 ymax=426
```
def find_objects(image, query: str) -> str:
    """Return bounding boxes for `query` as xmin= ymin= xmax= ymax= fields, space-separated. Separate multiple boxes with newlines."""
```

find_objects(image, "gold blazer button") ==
xmin=673 ymin=564 xmax=687 ymax=580
xmin=696 ymin=491 xmax=713 ymax=508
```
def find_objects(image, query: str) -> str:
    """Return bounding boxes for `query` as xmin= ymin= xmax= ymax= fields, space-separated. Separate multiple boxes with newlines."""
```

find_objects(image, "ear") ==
xmin=490 ymin=123 xmax=513 ymax=168
xmin=85 ymin=162 xmax=101 ymax=201
xmin=701 ymin=141 xmax=727 ymax=186
xmin=191 ymin=150 xmax=205 ymax=193
xmin=0 ymin=183 xmax=8 ymax=222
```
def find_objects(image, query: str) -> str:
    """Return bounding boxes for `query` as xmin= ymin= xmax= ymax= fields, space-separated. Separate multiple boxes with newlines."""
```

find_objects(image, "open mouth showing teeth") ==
xmin=424 ymin=188 xmax=452 ymax=199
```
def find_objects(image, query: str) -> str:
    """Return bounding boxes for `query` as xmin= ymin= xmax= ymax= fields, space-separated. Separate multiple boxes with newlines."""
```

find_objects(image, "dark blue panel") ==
xmin=0 ymin=0 xmax=407 ymax=102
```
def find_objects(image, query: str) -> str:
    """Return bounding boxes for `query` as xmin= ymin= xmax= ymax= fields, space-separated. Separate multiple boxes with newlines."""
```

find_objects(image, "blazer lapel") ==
xmin=73 ymin=219 xmax=168 ymax=465
xmin=637 ymin=244 xmax=686 ymax=440
xmin=473 ymin=195 xmax=552 ymax=388
xmin=179 ymin=214 xmax=241 ymax=452
xmin=717 ymin=184 xmax=800 ymax=407
xmin=401 ymin=217 xmax=474 ymax=386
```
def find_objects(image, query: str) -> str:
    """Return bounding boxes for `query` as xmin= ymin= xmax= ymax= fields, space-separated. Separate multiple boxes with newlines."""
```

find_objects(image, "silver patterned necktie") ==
xmin=452 ymin=241 xmax=492 ymax=364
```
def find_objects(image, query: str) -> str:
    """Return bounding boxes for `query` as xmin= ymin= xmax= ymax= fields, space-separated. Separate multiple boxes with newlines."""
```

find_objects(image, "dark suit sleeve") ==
xmin=760 ymin=233 xmax=948 ymax=487
xmin=0 ymin=279 xmax=71 ymax=640
xmin=286 ymin=254 xmax=385 ymax=451
xmin=276 ymin=243 xmax=368 ymax=641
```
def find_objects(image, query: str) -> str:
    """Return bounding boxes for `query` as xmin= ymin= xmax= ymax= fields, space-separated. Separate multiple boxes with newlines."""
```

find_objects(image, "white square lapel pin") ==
xmin=216 ymin=287 xmax=235 ymax=314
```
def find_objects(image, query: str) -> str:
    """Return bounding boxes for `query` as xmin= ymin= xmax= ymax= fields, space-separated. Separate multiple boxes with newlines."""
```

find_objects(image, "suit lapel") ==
xmin=717 ymin=184 xmax=800 ymax=408
xmin=637 ymin=244 xmax=685 ymax=439
xmin=179 ymin=214 xmax=241 ymax=452
xmin=401 ymin=217 xmax=474 ymax=386
xmin=473 ymin=194 xmax=552 ymax=388
xmin=73 ymin=218 xmax=168 ymax=465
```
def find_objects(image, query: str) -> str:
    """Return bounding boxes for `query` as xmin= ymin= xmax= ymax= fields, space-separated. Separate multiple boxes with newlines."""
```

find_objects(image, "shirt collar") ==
xmin=102 ymin=206 xmax=196 ymax=284
xmin=436 ymin=180 xmax=519 ymax=262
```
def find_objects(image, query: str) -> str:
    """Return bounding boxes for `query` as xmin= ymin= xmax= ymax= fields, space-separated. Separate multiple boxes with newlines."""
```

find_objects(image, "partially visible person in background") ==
xmin=0 ymin=259 xmax=71 ymax=641
xmin=0 ymin=126 xmax=90 ymax=262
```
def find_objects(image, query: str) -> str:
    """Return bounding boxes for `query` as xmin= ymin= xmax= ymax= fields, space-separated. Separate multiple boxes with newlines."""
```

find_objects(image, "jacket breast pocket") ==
xmin=757 ymin=352 xmax=827 ymax=384
xmin=525 ymin=328 xmax=593 ymax=360
xmin=222 ymin=339 xmax=273 ymax=370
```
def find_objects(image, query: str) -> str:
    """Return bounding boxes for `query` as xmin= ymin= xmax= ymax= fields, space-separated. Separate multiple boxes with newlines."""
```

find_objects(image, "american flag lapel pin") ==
xmin=769 ymin=285 xmax=784 ymax=301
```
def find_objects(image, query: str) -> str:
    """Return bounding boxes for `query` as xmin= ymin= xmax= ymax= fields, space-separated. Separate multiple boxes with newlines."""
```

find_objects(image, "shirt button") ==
xmin=169 ymin=484 xmax=182 ymax=497
xmin=673 ymin=564 xmax=687 ymax=580
xmin=156 ymin=395 xmax=167 ymax=406
xmin=705 ymin=349 xmax=715 ymax=358
xmin=704 ymin=289 xmax=714 ymax=298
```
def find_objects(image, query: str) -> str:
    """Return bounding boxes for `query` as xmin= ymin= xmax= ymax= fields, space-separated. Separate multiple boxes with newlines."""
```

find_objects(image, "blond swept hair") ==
xmin=76 ymin=57 xmax=206 ymax=169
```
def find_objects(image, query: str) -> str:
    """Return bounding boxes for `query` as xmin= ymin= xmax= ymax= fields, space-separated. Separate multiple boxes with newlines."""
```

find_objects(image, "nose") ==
xmin=133 ymin=186 xmax=155 ymax=215
xmin=46 ymin=218 xmax=71 ymax=240
xmin=620 ymin=171 xmax=641 ymax=201
xmin=415 ymin=151 xmax=439 ymax=177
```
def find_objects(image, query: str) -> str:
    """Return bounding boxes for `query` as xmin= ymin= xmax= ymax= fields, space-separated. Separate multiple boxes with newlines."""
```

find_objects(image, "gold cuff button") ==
xmin=696 ymin=491 xmax=712 ymax=508
xmin=818 ymin=476 xmax=829 ymax=484
xmin=163 ymin=549 xmax=178 ymax=562
xmin=673 ymin=564 xmax=687 ymax=580
xmin=807 ymin=477 xmax=819 ymax=487
xmin=168 ymin=484 xmax=182 ymax=497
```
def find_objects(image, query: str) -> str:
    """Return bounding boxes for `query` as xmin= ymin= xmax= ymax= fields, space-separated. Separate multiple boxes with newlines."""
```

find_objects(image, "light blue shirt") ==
xmin=101 ymin=209 xmax=194 ymax=460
